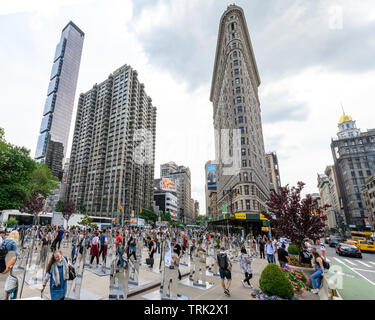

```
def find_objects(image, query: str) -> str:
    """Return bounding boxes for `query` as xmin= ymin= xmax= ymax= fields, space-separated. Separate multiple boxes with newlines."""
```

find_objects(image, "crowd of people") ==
xmin=0 ymin=224 xmax=329 ymax=300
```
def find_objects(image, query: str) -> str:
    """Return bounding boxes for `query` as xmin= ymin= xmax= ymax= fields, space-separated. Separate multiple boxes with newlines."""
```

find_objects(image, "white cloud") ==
xmin=1 ymin=0 xmax=375 ymax=216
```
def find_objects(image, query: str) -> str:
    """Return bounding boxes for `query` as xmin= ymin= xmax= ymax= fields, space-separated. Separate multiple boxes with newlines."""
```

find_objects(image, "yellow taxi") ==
xmin=356 ymin=240 xmax=375 ymax=253
xmin=344 ymin=239 xmax=358 ymax=246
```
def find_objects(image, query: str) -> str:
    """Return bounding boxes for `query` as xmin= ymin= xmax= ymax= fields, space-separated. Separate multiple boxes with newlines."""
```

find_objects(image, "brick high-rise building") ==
xmin=66 ymin=65 xmax=156 ymax=218
xmin=210 ymin=5 xmax=269 ymax=218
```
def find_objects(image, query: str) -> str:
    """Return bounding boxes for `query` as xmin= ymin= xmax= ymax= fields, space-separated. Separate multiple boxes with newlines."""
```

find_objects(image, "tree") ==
xmin=61 ymin=200 xmax=75 ymax=225
xmin=160 ymin=211 xmax=171 ymax=222
xmin=78 ymin=214 xmax=93 ymax=227
xmin=79 ymin=206 xmax=86 ymax=214
xmin=29 ymin=162 xmax=59 ymax=198
xmin=140 ymin=207 xmax=158 ymax=222
xmin=0 ymin=138 xmax=36 ymax=210
xmin=3 ymin=217 xmax=19 ymax=228
xmin=263 ymin=182 xmax=328 ymax=246
xmin=21 ymin=192 xmax=45 ymax=224
xmin=55 ymin=200 xmax=62 ymax=212
xmin=0 ymin=128 xmax=57 ymax=211
xmin=196 ymin=215 xmax=209 ymax=225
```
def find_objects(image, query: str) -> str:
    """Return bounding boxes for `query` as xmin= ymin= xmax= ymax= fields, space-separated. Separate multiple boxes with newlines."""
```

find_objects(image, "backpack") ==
xmin=0 ymin=243 xmax=8 ymax=260
xmin=217 ymin=253 xmax=228 ymax=270
xmin=323 ymin=260 xmax=330 ymax=270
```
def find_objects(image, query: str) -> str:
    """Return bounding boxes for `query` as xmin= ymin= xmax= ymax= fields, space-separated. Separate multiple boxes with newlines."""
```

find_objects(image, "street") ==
xmin=324 ymin=243 xmax=375 ymax=299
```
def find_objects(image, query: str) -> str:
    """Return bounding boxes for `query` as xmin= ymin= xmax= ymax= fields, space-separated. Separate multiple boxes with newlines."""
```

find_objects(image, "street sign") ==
xmin=235 ymin=213 xmax=246 ymax=220
xmin=222 ymin=203 xmax=227 ymax=214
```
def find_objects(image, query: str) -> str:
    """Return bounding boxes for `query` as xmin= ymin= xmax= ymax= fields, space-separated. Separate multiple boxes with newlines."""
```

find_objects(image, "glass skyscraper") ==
xmin=35 ymin=21 xmax=84 ymax=180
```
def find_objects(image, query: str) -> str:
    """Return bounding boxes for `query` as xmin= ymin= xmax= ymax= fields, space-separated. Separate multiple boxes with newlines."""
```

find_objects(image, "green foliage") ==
xmin=55 ymin=200 xmax=62 ymax=212
xmin=140 ymin=207 xmax=158 ymax=222
xmin=29 ymin=162 xmax=59 ymax=197
xmin=78 ymin=214 xmax=94 ymax=226
xmin=79 ymin=206 xmax=86 ymax=214
xmin=288 ymin=244 xmax=299 ymax=255
xmin=0 ymin=128 xmax=57 ymax=211
xmin=160 ymin=211 xmax=171 ymax=222
xmin=216 ymin=238 xmax=221 ymax=249
xmin=196 ymin=215 xmax=209 ymax=225
xmin=3 ymin=217 xmax=19 ymax=227
xmin=259 ymin=263 xmax=294 ymax=299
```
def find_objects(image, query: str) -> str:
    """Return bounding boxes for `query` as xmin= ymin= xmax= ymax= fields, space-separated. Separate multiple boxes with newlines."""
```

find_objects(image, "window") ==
xmin=349 ymin=163 xmax=354 ymax=169
xmin=244 ymin=173 xmax=248 ymax=181
xmin=245 ymin=185 xmax=249 ymax=195
xmin=234 ymin=69 xmax=239 ymax=75
xmin=246 ymin=200 xmax=250 ymax=210
xmin=359 ymin=171 xmax=363 ymax=177
xmin=241 ymin=148 xmax=246 ymax=156
xmin=239 ymin=116 xmax=243 ymax=123
xmin=237 ymin=97 xmax=241 ymax=103
xmin=233 ymin=51 xmax=237 ymax=58
xmin=232 ymin=42 xmax=237 ymax=49
xmin=238 ymin=106 xmax=242 ymax=113
xmin=241 ymin=137 xmax=245 ymax=145
xmin=351 ymin=171 xmax=356 ymax=177
xmin=234 ymin=60 xmax=239 ymax=66
xmin=240 ymin=127 xmax=244 ymax=134
xmin=354 ymin=186 xmax=359 ymax=193
xmin=235 ymin=78 xmax=240 ymax=84
xmin=236 ymin=87 xmax=241 ymax=94
xmin=367 ymin=170 xmax=371 ymax=176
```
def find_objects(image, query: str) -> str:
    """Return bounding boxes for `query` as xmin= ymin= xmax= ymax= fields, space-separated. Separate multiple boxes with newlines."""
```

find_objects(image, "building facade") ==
xmin=317 ymin=173 xmax=338 ymax=229
xmin=66 ymin=65 xmax=157 ymax=218
xmin=35 ymin=21 xmax=84 ymax=180
xmin=160 ymin=162 xmax=192 ymax=223
xmin=194 ymin=200 xmax=200 ymax=221
xmin=363 ymin=175 xmax=375 ymax=231
xmin=331 ymin=113 xmax=375 ymax=228
xmin=154 ymin=192 xmax=178 ymax=221
xmin=266 ymin=152 xmax=281 ymax=195
xmin=210 ymin=5 xmax=269 ymax=218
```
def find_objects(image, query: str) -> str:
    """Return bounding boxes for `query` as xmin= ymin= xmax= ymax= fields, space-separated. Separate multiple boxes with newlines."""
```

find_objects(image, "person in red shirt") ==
xmin=115 ymin=231 xmax=125 ymax=268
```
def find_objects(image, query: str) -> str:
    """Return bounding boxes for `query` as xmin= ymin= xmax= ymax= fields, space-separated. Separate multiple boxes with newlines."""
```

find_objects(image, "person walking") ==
xmin=172 ymin=238 xmax=182 ymax=280
xmin=51 ymin=226 xmax=64 ymax=252
xmin=147 ymin=236 xmax=155 ymax=269
xmin=259 ymin=238 xmax=265 ymax=259
xmin=239 ymin=247 xmax=253 ymax=288
xmin=39 ymin=233 xmax=49 ymax=267
xmin=99 ymin=230 xmax=108 ymax=264
xmin=310 ymin=251 xmax=326 ymax=294
xmin=41 ymin=250 xmax=70 ymax=300
xmin=320 ymin=243 xmax=326 ymax=259
xmin=217 ymin=246 xmax=232 ymax=297
xmin=265 ymin=239 xmax=276 ymax=264
xmin=90 ymin=232 xmax=100 ymax=265
xmin=127 ymin=233 xmax=137 ymax=261
xmin=277 ymin=244 xmax=290 ymax=268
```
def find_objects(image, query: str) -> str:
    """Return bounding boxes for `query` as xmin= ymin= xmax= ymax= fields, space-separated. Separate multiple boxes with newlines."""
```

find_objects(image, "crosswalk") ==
xmin=328 ymin=256 xmax=375 ymax=270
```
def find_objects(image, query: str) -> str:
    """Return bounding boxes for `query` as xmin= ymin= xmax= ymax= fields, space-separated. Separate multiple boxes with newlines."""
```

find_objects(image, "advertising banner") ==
xmin=160 ymin=178 xmax=176 ymax=192
xmin=206 ymin=164 xmax=217 ymax=190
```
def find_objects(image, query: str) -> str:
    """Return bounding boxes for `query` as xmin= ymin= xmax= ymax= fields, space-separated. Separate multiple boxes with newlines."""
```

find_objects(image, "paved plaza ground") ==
xmin=1 ymin=241 xmax=319 ymax=301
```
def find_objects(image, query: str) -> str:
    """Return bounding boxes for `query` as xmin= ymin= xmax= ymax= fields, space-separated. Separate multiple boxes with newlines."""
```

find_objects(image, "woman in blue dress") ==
xmin=41 ymin=250 xmax=70 ymax=300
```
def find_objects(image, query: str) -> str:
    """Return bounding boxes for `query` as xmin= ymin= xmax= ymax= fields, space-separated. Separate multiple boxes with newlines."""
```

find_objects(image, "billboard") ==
xmin=206 ymin=164 xmax=217 ymax=190
xmin=160 ymin=178 xmax=176 ymax=192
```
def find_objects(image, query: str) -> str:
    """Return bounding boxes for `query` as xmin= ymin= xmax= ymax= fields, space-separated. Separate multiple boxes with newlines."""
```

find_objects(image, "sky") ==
xmin=1 ymin=0 xmax=375 ymax=215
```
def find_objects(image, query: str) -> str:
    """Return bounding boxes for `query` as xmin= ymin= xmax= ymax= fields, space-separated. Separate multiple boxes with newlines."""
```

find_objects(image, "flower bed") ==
xmin=288 ymin=255 xmax=313 ymax=268
xmin=251 ymin=265 xmax=310 ymax=301
xmin=250 ymin=288 xmax=301 ymax=301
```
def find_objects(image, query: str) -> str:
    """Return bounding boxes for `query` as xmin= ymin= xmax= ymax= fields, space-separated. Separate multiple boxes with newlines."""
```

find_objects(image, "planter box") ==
xmin=287 ymin=264 xmax=315 ymax=277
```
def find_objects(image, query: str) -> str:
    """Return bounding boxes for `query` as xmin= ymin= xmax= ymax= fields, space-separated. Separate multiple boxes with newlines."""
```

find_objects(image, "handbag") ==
xmin=68 ymin=265 xmax=76 ymax=280
xmin=146 ymin=257 xmax=154 ymax=265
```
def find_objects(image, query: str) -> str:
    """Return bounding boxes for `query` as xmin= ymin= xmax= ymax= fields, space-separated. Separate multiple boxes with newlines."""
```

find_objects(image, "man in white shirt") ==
xmin=265 ymin=240 xmax=276 ymax=264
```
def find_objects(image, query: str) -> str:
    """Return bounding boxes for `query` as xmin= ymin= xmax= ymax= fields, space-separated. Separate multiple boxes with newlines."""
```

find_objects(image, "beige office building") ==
xmin=210 ymin=4 xmax=269 ymax=217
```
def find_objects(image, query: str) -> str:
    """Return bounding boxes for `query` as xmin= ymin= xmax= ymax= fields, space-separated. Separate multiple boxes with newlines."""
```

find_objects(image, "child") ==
xmin=320 ymin=243 xmax=326 ymax=259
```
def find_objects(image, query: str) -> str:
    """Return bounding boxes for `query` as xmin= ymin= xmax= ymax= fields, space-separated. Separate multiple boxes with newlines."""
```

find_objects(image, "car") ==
xmin=356 ymin=240 xmax=375 ymax=253
xmin=344 ymin=239 xmax=358 ymax=246
xmin=329 ymin=237 xmax=345 ymax=247
xmin=324 ymin=237 xmax=330 ymax=244
xmin=336 ymin=243 xmax=362 ymax=258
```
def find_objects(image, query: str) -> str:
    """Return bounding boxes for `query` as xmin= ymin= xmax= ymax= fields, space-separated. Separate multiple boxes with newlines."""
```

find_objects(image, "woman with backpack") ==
xmin=310 ymin=250 xmax=326 ymax=294
xmin=239 ymin=247 xmax=253 ymax=288
xmin=41 ymin=250 xmax=71 ymax=300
